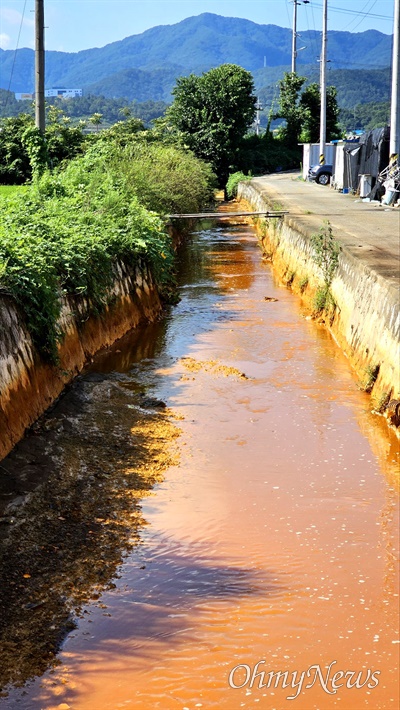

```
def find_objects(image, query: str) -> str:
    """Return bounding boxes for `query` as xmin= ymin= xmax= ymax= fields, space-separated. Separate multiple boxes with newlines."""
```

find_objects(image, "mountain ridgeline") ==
xmin=0 ymin=13 xmax=392 ymax=108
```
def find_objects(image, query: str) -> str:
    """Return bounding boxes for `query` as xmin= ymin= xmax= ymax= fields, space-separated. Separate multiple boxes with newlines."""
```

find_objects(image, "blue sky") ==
xmin=0 ymin=0 xmax=395 ymax=53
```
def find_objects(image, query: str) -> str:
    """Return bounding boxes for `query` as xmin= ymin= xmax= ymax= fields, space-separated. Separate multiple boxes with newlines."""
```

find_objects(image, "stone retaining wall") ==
xmin=238 ymin=180 xmax=400 ymax=421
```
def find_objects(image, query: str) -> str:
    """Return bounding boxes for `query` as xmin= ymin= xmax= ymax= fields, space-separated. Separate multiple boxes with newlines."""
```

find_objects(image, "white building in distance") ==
xmin=15 ymin=88 xmax=82 ymax=101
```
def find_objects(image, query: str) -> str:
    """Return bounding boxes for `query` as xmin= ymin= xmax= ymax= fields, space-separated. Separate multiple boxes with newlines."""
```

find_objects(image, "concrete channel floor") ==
xmin=249 ymin=172 xmax=400 ymax=284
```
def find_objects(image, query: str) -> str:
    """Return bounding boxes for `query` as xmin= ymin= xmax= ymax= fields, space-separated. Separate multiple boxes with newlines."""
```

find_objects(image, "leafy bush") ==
xmin=226 ymin=171 xmax=252 ymax=199
xmin=0 ymin=180 xmax=171 ymax=360
xmin=310 ymin=221 xmax=340 ymax=314
xmin=0 ymin=110 xmax=87 ymax=184
xmin=0 ymin=114 xmax=33 ymax=184
xmin=81 ymin=130 xmax=216 ymax=213
xmin=119 ymin=142 xmax=216 ymax=214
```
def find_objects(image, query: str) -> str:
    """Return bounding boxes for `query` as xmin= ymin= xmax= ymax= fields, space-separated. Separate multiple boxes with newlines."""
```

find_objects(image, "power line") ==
xmin=343 ymin=0 xmax=380 ymax=33
xmin=285 ymin=0 xmax=293 ymax=30
xmin=304 ymin=1 xmax=320 ymax=61
xmin=327 ymin=60 xmax=390 ymax=68
xmin=4 ymin=0 xmax=28 ymax=108
xmin=310 ymin=2 xmax=392 ymax=22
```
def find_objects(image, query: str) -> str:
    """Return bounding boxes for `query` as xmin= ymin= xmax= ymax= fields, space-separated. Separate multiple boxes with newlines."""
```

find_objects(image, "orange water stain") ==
xmin=6 ymin=219 xmax=399 ymax=710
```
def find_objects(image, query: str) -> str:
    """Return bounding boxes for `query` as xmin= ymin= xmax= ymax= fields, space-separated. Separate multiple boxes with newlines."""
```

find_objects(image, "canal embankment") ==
xmin=238 ymin=172 xmax=400 ymax=423
xmin=0 ymin=130 xmax=215 ymax=463
xmin=0 ymin=259 xmax=162 ymax=461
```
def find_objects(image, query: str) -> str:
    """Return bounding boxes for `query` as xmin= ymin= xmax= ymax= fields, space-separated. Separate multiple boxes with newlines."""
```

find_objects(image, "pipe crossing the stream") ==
xmin=168 ymin=210 xmax=288 ymax=219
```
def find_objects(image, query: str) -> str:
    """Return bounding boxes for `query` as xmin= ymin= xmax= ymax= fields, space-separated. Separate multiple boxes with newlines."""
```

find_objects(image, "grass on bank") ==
xmin=0 ymin=135 xmax=215 ymax=362
xmin=0 ymin=185 xmax=28 ymax=197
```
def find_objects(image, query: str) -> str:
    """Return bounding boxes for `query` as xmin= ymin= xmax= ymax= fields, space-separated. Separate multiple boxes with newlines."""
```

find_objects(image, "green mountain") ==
xmin=0 ymin=13 xmax=392 ymax=106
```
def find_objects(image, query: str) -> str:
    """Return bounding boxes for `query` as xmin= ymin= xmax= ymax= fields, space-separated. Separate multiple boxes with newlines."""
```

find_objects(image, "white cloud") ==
xmin=0 ymin=32 xmax=11 ymax=49
xmin=0 ymin=7 xmax=34 ymax=28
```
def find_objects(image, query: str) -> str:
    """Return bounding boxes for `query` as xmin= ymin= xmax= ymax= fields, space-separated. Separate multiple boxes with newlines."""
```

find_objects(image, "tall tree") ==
xmin=167 ymin=64 xmax=256 ymax=187
xmin=299 ymin=83 xmax=340 ymax=143
xmin=274 ymin=72 xmax=306 ymax=147
xmin=274 ymin=72 xmax=340 ymax=146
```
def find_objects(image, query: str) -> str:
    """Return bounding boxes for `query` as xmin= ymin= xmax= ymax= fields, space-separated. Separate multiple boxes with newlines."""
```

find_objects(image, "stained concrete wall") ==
xmin=238 ymin=180 xmax=400 ymax=415
xmin=0 ymin=259 xmax=161 ymax=461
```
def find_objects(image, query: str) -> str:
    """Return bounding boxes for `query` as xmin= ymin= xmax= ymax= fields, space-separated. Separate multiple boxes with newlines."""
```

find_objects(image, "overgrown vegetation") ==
xmin=310 ymin=221 xmax=340 ymax=313
xmin=0 ymin=109 xmax=88 ymax=184
xmin=236 ymin=131 xmax=301 ymax=176
xmin=226 ymin=171 xmax=252 ymax=199
xmin=298 ymin=276 xmax=309 ymax=293
xmin=0 ymin=121 xmax=215 ymax=361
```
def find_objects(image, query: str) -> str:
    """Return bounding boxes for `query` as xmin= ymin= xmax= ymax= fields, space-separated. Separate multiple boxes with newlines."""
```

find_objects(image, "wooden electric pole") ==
xmin=35 ymin=0 xmax=45 ymax=133
xmin=319 ymin=0 xmax=328 ymax=165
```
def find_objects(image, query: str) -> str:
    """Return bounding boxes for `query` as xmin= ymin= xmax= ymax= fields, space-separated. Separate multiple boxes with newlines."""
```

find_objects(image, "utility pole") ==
xmin=255 ymin=98 xmax=263 ymax=136
xmin=291 ymin=1 xmax=310 ymax=73
xmin=292 ymin=0 xmax=298 ymax=73
xmin=319 ymin=0 xmax=328 ymax=164
xmin=389 ymin=0 xmax=400 ymax=161
xmin=35 ymin=0 xmax=45 ymax=133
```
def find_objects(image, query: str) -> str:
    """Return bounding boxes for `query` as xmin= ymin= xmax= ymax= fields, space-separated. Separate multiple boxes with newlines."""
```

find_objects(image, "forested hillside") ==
xmin=0 ymin=13 xmax=391 ymax=95
xmin=0 ymin=13 xmax=392 ymax=132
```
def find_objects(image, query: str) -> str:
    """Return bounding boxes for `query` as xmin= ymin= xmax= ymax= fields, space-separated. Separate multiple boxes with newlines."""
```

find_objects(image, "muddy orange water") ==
xmin=3 ymin=219 xmax=399 ymax=710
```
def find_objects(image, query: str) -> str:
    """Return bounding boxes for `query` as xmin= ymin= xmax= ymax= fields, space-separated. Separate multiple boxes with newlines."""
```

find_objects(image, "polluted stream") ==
xmin=0 ymin=214 xmax=399 ymax=710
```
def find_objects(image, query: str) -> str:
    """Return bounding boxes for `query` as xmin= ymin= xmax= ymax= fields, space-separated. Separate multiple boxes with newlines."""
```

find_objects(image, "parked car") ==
xmin=308 ymin=164 xmax=333 ymax=185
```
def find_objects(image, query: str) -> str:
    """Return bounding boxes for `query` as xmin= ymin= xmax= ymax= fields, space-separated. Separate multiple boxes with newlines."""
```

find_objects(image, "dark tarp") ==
xmin=344 ymin=126 xmax=390 ymax=192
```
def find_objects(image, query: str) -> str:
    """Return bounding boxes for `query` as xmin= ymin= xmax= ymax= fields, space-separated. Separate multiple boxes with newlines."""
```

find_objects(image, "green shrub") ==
xmin=310 ymin=221 xmax=340 ymax=314
xmin=0 ymin=182 xmax=171 ymax=361
xmin=362 ymin=364 xmax=380 ymax=393
xmin=310 ymin=221 xmax=340 ymax=287
xmin=313 ymin=286 xmax=329 ymax=312
xmin=117 ymin=141 xmax=216 ymax=214
xmin=226 ymin=171 xmax=252 ymax=199
xmin=299 ymin=275 xmax=309 ymax=292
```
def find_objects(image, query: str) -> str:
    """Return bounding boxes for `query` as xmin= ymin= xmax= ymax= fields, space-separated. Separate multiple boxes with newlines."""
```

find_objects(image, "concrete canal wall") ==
xmin=238 ymin=178 xmax=400 ymax=423
xmin=0 ymin=259 xmax=161 ymax=461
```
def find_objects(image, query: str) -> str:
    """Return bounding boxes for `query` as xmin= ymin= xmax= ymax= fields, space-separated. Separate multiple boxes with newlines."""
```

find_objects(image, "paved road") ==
xmin=250 ymin=172 xmax=400 ymax=282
